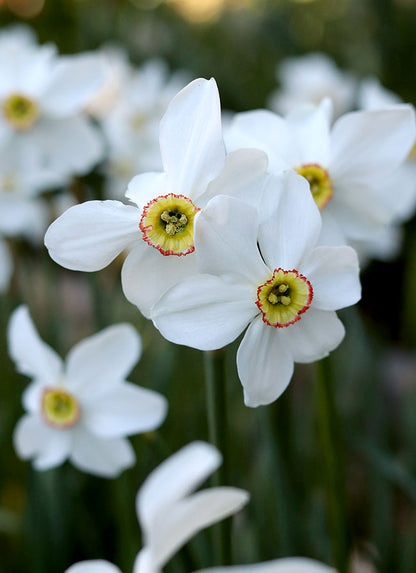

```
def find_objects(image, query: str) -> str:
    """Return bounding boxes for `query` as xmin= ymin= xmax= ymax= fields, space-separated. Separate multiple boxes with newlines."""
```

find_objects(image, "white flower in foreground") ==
xmin=268 ymin=52 xmax=356 ymax=117
xmin=152 ymin=172 xmax=361 ymax=407
xmin=226 ymin=98 xmax=415 ymax=255
xmin=8 ymin=306 xmax=167 ymax=477
xmin=45 ymin=77 xmax=268 ymax=318
xmin=66 ymin=557 xmax=333 ymax=573
xmin=65 ymin=441 xmax=249 ymax=573
xmin=0 ymin=39 xmax=106 ymax=177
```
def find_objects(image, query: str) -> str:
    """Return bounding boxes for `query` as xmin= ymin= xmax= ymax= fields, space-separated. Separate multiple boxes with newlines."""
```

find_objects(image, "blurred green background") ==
xmin=1 ymin=0 xmax=416 ymax=572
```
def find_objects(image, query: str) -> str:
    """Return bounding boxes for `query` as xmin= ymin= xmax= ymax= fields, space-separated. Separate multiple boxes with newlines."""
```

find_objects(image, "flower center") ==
xmin=256 ymin=268 xmax=313 ymax=327
xmin=295 ymin=163 xmax=333 ymax=209
xmin=1 ymin=174 xmax=17 ymax=193
xmin=42 ymin=387 xmax=80 ymax=429
xmin=139 ymin=194 xmax=200 ymax=256
xmin=407 ymin=139 xmax=416 ymax=161
xmin=2 ymin=93 xmax=40 ymax=131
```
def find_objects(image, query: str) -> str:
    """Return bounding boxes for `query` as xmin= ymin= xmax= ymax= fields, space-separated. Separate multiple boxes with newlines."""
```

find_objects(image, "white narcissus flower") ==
xmin=0 ymin=38 xmax=106 ymax=178
xmin=8 ymin=306 xmax=167 ymax=477
xmin=152 ymin=172 xmax=361 ymax=407
xmin=44 ymin=78 xmax=269 ymax=318
xmin=226 ymin=98 xmax=415 ymax=255
xmin=66 ymin=557 xmax=333 ymax=573
xmin=65 ymin=442 xmax=249 ymax=573
xmin=268 ymin=53 xmax=356 ymax=117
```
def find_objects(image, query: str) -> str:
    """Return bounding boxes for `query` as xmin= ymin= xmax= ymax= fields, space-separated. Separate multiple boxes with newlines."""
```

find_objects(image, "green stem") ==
xmin=203 ymin=348 xmax=231 ymax=566
xmin=315 ymin=358 xmax=350 ymax=573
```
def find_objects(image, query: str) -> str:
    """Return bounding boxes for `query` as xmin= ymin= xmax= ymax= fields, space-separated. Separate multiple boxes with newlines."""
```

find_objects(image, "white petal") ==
xmin=137 ymin=441 xmax=221 ymax=532
xmin=258 ymin=171 xmax=321 ymax=270
xmin=160 ymin=78 xmax=225 ymax=199
xmin=8 ymin=305 xmax=63 ymax=383
xmin=121 ymin=241 xmax=196 ymax=319
xmin=23 ymin=116 xmax=105 ymax=176
xmin=126 ymin=172 xmax=168 ymax=211
xmin=0 ymin=196 xmax=47 ymax=238
xmin=33 ymin=429 xmax=72 ymax=471
xmin=330 ymin=106 xmax=415 ymax=183
xmin=225 ymin=109 xmax=296 ymax=173
xmin=45 ymin=200 xmax=140 ymax=271
xmin=299 ymin=246 xmax=361 ymax=311
xmin=65 ymin=560 xmax=122 ymax=573
xmin=13 ymin=414 xmax=53 ymax=458
xmin=70 ymin=430 xmax=135 ymax=477
xmin=14 ymin=415 xmax=72 ymax=470
xmin=65 ymin=324 xmax=141 ymax=398
xmin=0 ymin=238 xmax=12 ymax=292
xmin=197 ymin=557 xmax=334 ymax=573
xmin=83 ymin=382 xmax=167 ymax=438
xmin=199 ymin=148 xmax=269 ymax=212
xmin=195 ymin=195 xmax=269 ymax=283
xmin=286 ymin=99 xmax=332 ymax=166
xmin=152 ymin=274 xmax=256 ymax=351
xmin=43 ymin=54 xmax=106 ymax=116
xmin=282 ymin=309 xmax=345 ymax=363
xmin=148 ymin=488 xmax=249 ymax=569
xmin=22 ymin=381 xmax=46 ymax=414
xmin=237 ymin=316 xmax=294 ymax=407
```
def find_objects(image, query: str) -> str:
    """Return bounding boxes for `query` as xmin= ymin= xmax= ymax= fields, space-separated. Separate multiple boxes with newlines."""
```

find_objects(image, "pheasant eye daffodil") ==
xmin=152 ymin=171 xmax=361 ymax=407
xmin=8 ymin=306 xmax=167 ymax=477
xmin=226 ymin=98 xmax=415 ymax=256
xmin=44 ymin=77 xmax=269 ymax=318
xmin=65 ymin=442 xmax=249 ymax=573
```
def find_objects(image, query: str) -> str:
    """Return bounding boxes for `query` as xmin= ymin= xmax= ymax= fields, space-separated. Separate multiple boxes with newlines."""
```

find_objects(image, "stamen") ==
xmin=295 ymin=163 xmax=333 ymax=210
xmin=42 ymin=387 xmax=80 ymax=429
xmin=140 ymin=194 xmax=200 ymax=256
xmin=3 ymin=93 xmax=39 ymax=131
xmin=256 ymin=268 xmax=313 ymax=328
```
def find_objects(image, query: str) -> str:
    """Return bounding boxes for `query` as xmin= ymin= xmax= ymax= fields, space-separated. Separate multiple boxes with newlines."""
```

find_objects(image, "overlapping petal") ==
xmin=159 ymin=78 xmax=225 ymax=199
xmin=45 ymin=200 xmax=140 ymax=271
xmin=258 ymin=171 xmax=321 ymax=270
xmin=145 ymin=488 xmax=249 ymax=568
xmin=137 ymin=441 xmax=221 ymax=531
xmin=152 ymin=274 xmax=256 ymax=350
xmin=121 ymin=242 xmax=197 ymax=318
xmin=195 ymin=195 xmax=269 ymax=283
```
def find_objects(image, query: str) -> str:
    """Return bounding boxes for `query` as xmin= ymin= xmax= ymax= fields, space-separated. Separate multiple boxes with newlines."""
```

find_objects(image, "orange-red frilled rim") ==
xmin=256 ymin=268 xmax=313 ymax=328
xmin=42 ymin=387 xmax=81 ymax=429
xmin=295 ymin=163 xmax=333 ymax=210
xmin=139 ymin=193 xmax=200 ymax=256
xmin=2 ymin=93 xmax=40 ymax=130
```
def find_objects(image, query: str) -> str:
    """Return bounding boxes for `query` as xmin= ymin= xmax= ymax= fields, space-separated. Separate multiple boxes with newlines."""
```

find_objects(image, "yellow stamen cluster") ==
xmin=295 ymin=163 xmax=333 ymax=210
xmin=2 ymin=93 xmax=40 ymax=131
xmin=42 ymin=388 xmax=80 ymax=429
xmin=140 ymin=194 xmax=200 ymax=256
xmin=256 ymin=268 xmax=313 ymax=328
